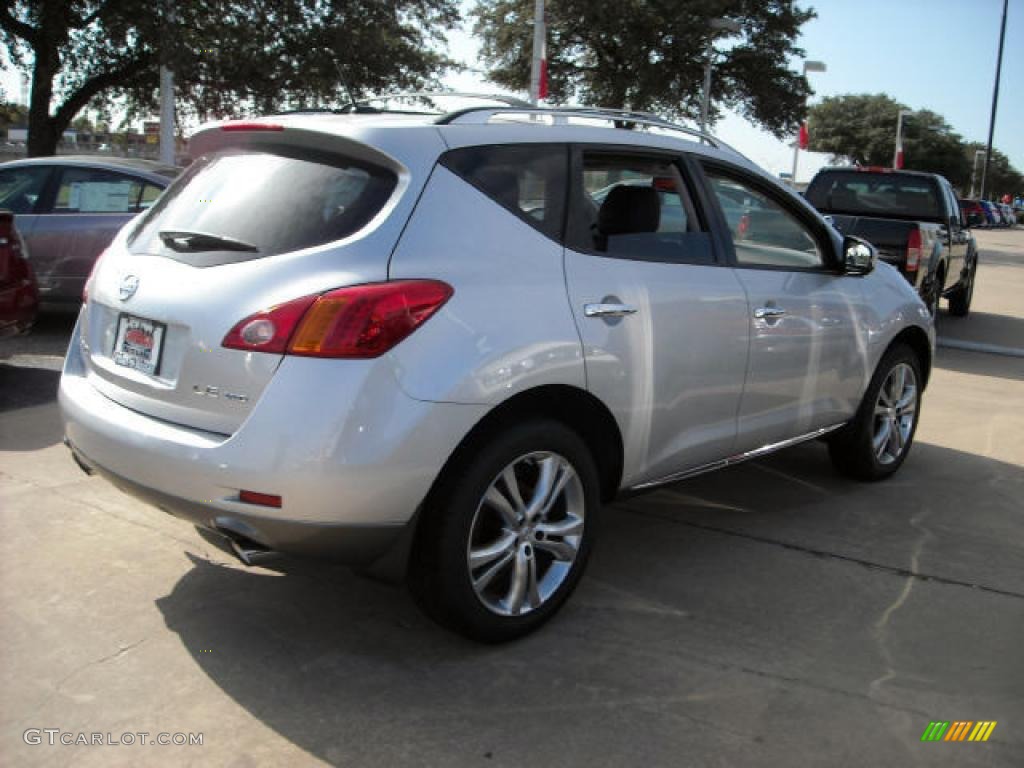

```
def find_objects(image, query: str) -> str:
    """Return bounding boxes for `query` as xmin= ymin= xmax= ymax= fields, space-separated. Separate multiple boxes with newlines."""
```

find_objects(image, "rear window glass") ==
xmin=128 ymin=148 xmax=396 ymax=266
xmin=805 ymin=172 xmax=941 ymax=220
xmin=440 ymin=144 xmax=566 ymax=242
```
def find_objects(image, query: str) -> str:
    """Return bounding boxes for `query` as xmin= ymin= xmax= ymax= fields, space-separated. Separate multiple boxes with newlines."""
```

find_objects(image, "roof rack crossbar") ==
xmin=436 ymin=105 xmax=744 ymax=156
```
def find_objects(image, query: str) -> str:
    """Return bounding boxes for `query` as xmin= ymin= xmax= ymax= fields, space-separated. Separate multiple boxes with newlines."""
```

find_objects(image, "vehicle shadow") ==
xmin=155 ymin=441 xmax=1024 ymax=765
xmin=937 ymin=311 xmax=1024 ymax=352
xmin=933 ymin=346 xmax=1024 ymax=382
xmin=0 ymin=364 xmax=64 ymax=450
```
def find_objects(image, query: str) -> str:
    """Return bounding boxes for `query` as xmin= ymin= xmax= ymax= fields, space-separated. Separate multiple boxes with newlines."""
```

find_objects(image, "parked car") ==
xmin=0 ymin=156 xmax=179 ymax=308
xmin=979 ymin=200 xmax=1000 ymax=227
xmin=805 ymin=167 xmax=977 ymax=317
xmin=60 ymin=105 xmax=935 ymax=642
xmin=0 ymin=210 xmax=38 ymax=336
xmin=959 ymin=198 xmax=987 ymax=228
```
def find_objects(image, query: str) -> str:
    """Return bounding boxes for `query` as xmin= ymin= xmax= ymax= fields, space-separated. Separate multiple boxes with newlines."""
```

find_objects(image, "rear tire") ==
xmin=409 ymin=420 xmax=600 ymax=643
xmin=948 ymin=255 xmax=977 ymax=317
xmin=829 ymin=343 xmax=922 ymax=481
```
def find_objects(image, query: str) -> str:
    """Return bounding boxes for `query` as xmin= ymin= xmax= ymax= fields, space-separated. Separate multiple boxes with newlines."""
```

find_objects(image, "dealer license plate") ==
xmin=113 ymin=314 xmax=165 ymax=376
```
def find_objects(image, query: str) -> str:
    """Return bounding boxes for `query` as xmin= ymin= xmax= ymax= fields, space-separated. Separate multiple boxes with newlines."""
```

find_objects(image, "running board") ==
xmin=628 ymin=423 xmax=846 ymax=492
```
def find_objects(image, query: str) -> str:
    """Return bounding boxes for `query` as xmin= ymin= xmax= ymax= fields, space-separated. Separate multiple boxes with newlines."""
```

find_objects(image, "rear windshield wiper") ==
xmin=158 ymin=230 xmax=259 ymax=253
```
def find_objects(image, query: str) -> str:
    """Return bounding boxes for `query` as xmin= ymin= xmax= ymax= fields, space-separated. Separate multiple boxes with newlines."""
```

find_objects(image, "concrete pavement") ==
xmin=1 ymin=229 xmax=1022 ymax=767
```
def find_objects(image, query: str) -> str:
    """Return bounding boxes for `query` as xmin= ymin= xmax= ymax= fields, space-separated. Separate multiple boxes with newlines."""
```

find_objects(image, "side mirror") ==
xmin=842 ymin=235 xmax=876 ymax=275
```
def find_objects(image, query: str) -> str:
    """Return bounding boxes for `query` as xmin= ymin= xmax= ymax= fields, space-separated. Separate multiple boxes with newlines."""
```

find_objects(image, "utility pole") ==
xmin=529 ymin=0 xmax=545 ymax=105
xmin=159 ymin=0 xmax=175 ymax=165
xmin=979 ymin=0 xmax=1008 ymax=201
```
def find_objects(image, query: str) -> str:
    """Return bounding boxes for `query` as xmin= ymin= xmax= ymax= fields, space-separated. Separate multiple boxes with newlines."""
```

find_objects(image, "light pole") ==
xmin=790 ymin=60 xmax=826 ymax=187
xmin=969 ymin=149 xmax=987 ymax=198
xmin=980 ymin=0 xmax=1008 ymax=200
xmin=893 ymin=109 xmax=914 ymax=169
xmin=699 ymin=17 xmax=742 ymax=133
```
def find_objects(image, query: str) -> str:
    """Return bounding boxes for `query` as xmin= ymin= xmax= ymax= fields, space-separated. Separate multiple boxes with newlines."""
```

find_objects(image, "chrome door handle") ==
xmin=753 ymin=306 xmax=787 ymax=319
xmin=584 ymin=303 xmax=638 ymax=318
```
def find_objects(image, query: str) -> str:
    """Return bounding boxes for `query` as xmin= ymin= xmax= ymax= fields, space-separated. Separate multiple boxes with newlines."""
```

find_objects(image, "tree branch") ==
xmin=0 ymin=5 xmax=39 ymax=46
xmin=52 ymin=53 xmax=157 ymax=130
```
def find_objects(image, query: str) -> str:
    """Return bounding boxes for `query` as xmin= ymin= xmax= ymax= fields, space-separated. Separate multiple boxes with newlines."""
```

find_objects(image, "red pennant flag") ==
xmin=798 ymin=121 xmax=809 ymax=150
xmin=539 ymin=58 xmax=548 ymax=100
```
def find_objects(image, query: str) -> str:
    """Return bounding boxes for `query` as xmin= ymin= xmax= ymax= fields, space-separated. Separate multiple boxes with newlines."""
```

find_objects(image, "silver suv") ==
xmin=59 ymin=101 xmax=935 ymax=641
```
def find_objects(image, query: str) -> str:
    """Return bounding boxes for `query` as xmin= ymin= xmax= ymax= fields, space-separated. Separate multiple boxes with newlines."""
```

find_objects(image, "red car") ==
xmin=0 ymin=210 xmax=39 ymax=336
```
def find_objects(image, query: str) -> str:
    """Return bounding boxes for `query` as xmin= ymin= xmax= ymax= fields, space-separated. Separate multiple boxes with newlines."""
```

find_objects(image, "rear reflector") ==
xmin=220 ymin=122 xmax=285 ymax=132
xmin=222 ymin=280 xmax=453 ymax=359
xmin=239 ymin=490 xmax=282 ymax=508
xmin=905 ymin=228 xmax=922 ymax=273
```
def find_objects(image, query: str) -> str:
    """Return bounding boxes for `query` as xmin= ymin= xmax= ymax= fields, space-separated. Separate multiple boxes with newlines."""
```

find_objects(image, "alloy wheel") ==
xmin=872 ymin=362 xmax=918 ymax=465
xmin=466 ymin=452 xmax=585 ymax=617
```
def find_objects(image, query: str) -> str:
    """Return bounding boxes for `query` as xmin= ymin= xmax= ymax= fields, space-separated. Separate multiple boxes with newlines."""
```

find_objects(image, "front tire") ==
xmin=829 ymin=344 xmax=922 ymax=481
xmin=409 ymin=420 xmax=600 ymax=642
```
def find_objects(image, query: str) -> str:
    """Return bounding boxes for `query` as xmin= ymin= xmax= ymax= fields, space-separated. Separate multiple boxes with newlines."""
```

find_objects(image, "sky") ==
xmin=1 ymin=0 xmax=1019 ymax=183
xmin=445 ymin=0 xmax=1023 ymax=182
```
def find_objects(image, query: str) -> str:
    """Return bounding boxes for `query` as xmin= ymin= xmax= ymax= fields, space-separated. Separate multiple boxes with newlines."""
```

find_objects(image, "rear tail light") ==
xmin=905 ymin=228 xmax=922 ymax=273
xmin=222 ymin=280 xmax=453 ymax=359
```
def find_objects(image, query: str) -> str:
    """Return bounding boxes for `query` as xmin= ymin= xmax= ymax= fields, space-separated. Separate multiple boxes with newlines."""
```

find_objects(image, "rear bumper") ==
xmin=59 ymin=316 xmax=488 ymax=563
xmin=66 ymin=440 xmax=404 ymax=564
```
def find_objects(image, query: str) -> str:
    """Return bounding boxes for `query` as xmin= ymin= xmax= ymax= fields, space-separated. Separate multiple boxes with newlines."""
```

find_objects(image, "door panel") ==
xmin=699 ymin=165 xmax=867 ymax=450
xmin=564 ymin=150 xmax=749 ymax=487
xmin=731 ymin=269 xmax=868 ymax=451
xmin=566 ymin=253 xmax=750 ymax=485
xmin=31 ymin=167 xmax=144 ymax=301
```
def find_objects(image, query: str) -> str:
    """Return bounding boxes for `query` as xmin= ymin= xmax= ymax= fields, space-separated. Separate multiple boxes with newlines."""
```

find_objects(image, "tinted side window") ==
xmin=705 ymin=170 xmax=824 ymax=270
xmin=0 ymin=166 xmax=50 ymax=213
xmin=567 ymin=152 xmax=711 ymax=263
xmin=440 ymin=144 xmax=566 ymax=242
xmin=54 ymin=168 xmax=142 ymax=213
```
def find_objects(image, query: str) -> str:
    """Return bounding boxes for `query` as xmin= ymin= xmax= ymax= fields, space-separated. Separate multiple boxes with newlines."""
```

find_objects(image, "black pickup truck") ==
xmin=804 ymin=168 xmax=978 ymax=316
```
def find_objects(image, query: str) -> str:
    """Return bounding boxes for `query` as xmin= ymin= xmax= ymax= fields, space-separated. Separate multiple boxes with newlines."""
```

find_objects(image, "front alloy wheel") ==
xmin=829 ymin=343 xmax=922 ymax=481
xmin=872 ymin=363 xmax=917 ymax=465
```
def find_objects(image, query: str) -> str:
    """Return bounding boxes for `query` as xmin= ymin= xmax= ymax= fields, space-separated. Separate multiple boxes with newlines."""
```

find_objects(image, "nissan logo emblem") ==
xmin=119 ymin=274 xmax=140 ymax=301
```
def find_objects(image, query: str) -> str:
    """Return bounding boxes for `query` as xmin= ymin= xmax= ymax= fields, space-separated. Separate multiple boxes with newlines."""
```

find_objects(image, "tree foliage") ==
xmin=807 ymin=93 xmax=1022 ymax=196
xmin=1 ymin=0 xmax=460 ymax=156
xmin=471 ymin=0 xmax=816 ymax=138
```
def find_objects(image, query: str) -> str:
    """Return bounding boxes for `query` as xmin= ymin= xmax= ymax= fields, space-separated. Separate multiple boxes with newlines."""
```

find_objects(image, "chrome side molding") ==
xmin=629 ymin=423 xmax=846 ymax=492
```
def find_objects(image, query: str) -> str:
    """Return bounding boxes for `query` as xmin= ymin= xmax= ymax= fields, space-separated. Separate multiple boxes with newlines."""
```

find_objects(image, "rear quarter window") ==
xmin=440 ymin=144 xmax=567 ymax=242
xmin=128 ymin=148 xmax=396 ymax=266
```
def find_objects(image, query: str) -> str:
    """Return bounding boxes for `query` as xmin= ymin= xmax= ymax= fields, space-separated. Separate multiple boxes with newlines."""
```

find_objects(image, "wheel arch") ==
xmin=436 ymin=384 xmax=625 ymax=504
xmin=367 ymin=384 xmax=623 ymax=584
xmin=888 ymin=325 xmax=932 ymax=388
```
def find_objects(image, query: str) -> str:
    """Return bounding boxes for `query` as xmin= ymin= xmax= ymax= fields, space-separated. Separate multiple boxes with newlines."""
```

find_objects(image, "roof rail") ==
xmin=335 ymin=92 xmax=532 ymax=115
xmin=436 ymin=105 xmax=746 ymax=157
